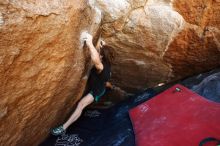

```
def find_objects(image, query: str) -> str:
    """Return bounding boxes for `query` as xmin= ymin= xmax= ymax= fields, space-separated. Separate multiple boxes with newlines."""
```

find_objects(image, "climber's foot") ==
xmin=51 ymin=125 xmax=65 ymax=136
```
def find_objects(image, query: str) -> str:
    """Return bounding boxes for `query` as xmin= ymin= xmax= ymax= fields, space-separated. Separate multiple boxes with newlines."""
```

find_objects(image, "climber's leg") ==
xmin=51 ymin=93 xmax=94 ymax=136
xmin=63 ymin=93 xmax=94 ymax=130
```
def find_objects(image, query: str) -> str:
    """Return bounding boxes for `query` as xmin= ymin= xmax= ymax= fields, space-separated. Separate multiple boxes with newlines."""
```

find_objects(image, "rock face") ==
xmin=0 ymin=0 xmax=101 ymax=145
xmin=167 ymin=0 xmax=220 ymax=79
xmin=90 ymin=0 xmax=220 ymax=92
xmin=0 ymin=0 xmax=220 ymax=145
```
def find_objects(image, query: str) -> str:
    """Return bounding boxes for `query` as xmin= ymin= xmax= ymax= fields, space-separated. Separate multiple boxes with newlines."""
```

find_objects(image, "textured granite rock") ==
xmin=1 ymin=0 xmax=220 ymax=145
xmin=90 ymin=0 xmax=220 ymax=92
xmin=0 ymin=0 xmax=101 ymax=145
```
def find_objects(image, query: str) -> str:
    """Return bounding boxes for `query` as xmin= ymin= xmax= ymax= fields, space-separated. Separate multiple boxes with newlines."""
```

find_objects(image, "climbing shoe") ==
xmin=51 ymin=125 xmax=65 ymax=136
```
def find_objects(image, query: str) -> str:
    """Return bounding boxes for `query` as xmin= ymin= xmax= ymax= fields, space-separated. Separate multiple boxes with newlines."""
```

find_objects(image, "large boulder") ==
xmin=90 ymin=0 xmax=220 ymax=92
xmin=1 ymin=0 xmax=220 ymax=145
xmin=0 ymin=0 xmax=101 ymax=145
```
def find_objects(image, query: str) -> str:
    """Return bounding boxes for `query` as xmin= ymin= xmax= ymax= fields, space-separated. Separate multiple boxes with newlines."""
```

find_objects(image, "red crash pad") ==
xmin=129 ymin=84 xmax=220 ymax=146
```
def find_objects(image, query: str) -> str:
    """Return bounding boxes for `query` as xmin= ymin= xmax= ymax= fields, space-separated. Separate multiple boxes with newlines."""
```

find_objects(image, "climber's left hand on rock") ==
xmin=84 ymin=33 xmax=93 ymax=47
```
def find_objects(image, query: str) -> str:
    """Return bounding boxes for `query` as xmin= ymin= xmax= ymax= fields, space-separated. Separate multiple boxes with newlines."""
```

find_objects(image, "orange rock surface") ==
xmin=92 ymin=0 xmax=220 ymax=91
xmin=0 ymin=0 xmax=220 ymax=145
xmin=0 ymin=0 xmax=101 ymax=145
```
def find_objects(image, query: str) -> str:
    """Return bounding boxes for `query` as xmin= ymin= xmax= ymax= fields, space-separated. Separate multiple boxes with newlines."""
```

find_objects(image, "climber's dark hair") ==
xmin=100 ymin=45 xmax=114 ymax=67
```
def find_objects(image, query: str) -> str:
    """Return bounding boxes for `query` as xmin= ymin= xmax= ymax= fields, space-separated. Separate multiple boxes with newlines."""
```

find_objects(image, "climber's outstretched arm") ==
xmin=85 ymin=34 xmax=103 ymax=72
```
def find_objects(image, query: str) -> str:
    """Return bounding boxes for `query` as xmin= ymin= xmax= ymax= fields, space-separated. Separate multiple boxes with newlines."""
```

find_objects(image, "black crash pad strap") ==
xmin=199 ymin=137 xmax=220 ymax=146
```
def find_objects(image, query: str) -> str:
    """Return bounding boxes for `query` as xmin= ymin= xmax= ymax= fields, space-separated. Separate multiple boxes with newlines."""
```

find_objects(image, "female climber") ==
xmin=51 ymin=33 xmax=113 ymax=136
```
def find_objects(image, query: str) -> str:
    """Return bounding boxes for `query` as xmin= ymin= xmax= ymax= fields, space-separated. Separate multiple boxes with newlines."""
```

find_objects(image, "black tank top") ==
xmin=88 ymin=61 xmax=111 ymax=94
